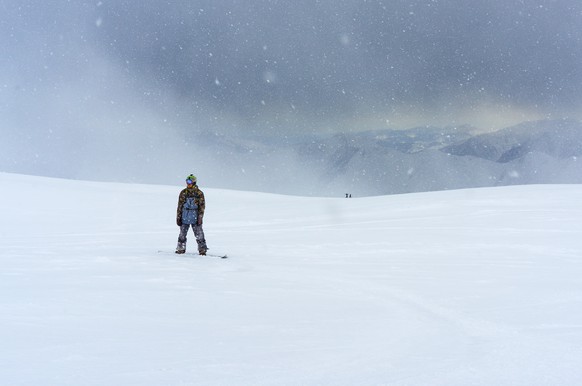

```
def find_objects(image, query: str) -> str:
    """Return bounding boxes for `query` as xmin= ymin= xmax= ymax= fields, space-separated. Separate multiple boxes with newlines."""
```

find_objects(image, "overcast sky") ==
xmin=3 ymin=0 xmax=582 ymax=131
xmin=1 ymin=0 xmax=582 ymax=184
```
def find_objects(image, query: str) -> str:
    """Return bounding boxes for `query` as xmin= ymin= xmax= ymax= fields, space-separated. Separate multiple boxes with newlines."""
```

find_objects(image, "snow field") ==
xmin=1 ymin=172 xmax=582 ymax=385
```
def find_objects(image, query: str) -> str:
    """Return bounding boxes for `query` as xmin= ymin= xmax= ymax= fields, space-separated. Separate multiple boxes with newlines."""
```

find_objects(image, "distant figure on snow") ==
xmin=175 ymin=174 xmax=208 ymax=255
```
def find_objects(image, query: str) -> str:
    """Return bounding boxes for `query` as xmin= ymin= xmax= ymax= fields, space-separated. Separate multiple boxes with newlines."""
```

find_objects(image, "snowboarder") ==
xmin=175 ymin=174 xmax=207 ymax=255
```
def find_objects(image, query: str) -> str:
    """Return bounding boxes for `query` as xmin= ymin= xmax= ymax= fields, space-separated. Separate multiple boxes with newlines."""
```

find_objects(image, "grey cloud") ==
xmin=81 ymin=1 xmax=582 ymax=121
xmin=4 ymin=0 xmax=582 ymax=132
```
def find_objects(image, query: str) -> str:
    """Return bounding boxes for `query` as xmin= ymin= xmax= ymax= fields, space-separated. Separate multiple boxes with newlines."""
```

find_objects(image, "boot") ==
xmin=175 ymin=242 xmax=186 ymax=254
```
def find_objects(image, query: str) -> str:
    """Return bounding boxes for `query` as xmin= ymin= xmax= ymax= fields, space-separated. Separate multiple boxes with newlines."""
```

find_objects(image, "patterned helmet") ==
xmin=186 ymin=174 xmax=197 ymax=184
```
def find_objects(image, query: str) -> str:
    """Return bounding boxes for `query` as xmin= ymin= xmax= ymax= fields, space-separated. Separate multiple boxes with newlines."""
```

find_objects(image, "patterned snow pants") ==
xmin=177 ymin=224 xmax=207 ymax=252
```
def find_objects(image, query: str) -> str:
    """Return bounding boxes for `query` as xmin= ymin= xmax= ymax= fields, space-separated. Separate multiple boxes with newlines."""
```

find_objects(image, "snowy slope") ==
xmin=1 ymin=172 xmax=582 ymax=385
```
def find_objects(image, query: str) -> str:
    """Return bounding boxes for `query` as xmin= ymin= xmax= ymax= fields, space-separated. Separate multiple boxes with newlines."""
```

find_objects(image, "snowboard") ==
xmin=157 ymin=250 xmax=228 ymax=259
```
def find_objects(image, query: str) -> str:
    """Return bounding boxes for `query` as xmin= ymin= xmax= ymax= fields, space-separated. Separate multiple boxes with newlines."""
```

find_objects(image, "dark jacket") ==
xmin=177 ymin=185 xmax=205 ymax=225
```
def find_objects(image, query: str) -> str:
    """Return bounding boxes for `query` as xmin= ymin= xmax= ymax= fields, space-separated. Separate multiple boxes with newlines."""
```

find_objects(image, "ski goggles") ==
xmin=186 ymin=179 xmax=194 ymax=184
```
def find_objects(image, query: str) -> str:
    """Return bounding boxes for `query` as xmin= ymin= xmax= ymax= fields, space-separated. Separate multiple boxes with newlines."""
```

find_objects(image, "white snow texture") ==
xmin=1 ymin=172 xmax=582 ymax=385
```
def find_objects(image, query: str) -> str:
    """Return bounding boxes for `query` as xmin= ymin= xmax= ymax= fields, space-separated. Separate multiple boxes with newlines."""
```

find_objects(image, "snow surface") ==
xmin=1 ymin=172 xmax=582 ymax=385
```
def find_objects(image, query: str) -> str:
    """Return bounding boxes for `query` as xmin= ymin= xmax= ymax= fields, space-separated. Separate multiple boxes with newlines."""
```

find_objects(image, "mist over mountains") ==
xmin=192 ymin=118 xmax=582 ymax=196
xmin=2 ymin=118 xmax=581 ymax=196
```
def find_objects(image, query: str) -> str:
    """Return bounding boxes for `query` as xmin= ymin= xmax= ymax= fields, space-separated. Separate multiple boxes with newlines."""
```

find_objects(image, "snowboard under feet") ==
xmin=158 ymin=250 xmax=228 ymax=259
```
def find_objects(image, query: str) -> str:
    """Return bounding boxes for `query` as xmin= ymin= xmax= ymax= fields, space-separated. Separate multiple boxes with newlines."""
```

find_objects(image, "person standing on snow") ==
xmin=176 ymin=174 xmax=207 ymax=255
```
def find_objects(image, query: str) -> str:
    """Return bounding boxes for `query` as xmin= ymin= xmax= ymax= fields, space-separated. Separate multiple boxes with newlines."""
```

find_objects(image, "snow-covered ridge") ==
xmin=1 ymin=172 xmax=582 ymax=385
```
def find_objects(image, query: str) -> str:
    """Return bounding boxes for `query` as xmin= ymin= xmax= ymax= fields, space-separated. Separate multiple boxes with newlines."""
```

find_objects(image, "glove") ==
xmin=177 ymin=218 xmax=183 ymax=226
xmin=197 ymin=217 xmax=203 ymax=226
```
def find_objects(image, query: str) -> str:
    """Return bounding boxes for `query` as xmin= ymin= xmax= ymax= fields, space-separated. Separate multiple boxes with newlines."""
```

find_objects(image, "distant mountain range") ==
xmin=5 ymin=118 xmax=579 ymax=197
xmin=198 ymin=119 xmax=582 ymax=197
